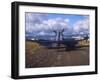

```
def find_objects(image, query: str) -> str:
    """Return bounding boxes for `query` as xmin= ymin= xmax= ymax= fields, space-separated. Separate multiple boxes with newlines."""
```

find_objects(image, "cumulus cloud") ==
xmin=73 ymin=16 xmax=89 ymax=34
xmin=65 ymin=19 xmax=70 ymax=22
xmin=25 ymin=13 xmax=46 ymax=24
xmin=25 ymin=13 xmax=71 ymax=36
xmin=25 ymin=13 xmax=47 ymax=33
xmin=25 ymin=13 xmax=89 ymax=37
xmin=42 ymin=18 xmax=70 ymax=31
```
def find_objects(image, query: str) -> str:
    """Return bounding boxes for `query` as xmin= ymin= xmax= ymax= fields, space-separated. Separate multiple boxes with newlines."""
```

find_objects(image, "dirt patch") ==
xmin=25 ymin=41 xmax=89 ymax=68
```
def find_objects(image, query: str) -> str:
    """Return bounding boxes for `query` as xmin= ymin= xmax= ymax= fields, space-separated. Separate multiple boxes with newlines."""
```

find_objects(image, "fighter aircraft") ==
xmin=26 ymin=29 xmax=89 ymax=50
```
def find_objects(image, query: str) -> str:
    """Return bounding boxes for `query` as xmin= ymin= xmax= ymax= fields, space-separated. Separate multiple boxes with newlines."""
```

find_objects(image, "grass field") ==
xmin=25 ymin=40 xmax=89 ymax=68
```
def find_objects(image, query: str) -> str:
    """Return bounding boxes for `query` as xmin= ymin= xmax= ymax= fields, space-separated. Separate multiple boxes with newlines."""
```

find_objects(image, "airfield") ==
xmin=25 ymin=40 xmax=89 ymax=68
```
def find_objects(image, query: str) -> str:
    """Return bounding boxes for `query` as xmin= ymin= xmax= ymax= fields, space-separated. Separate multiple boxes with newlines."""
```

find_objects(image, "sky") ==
xmin=25 ymin=12 xmax=89 ymax=37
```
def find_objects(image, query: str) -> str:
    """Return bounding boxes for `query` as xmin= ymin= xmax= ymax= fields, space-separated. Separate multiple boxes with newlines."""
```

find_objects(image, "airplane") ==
xmin=26 ymin=29 xmax=89 ymax=50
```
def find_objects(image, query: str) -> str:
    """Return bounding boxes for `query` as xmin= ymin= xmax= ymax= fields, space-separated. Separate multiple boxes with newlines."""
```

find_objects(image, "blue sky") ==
xmin=25 ymin=12 xmax=89 ymax=36
xmin=45 ymin=13 xmax=87 ymax=27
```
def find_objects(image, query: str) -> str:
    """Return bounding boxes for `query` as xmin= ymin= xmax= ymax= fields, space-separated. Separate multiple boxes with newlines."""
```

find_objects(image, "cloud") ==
xmin=65 ymin=19 xmax=70 ymax=22
xmin=73 ymin=17 xmax=89 ymax=34
xmin=25 ymin=13 xmax=71 ymax=36
xmin=25 ymin=13 xmax=47 ymax=33
xmin=25 ymin=13 xmax=46 ymax=24
xmin=25 ymin=13 xmax=89 ymax=37
xmin=42 ymin=17 xmax=70 ymax=31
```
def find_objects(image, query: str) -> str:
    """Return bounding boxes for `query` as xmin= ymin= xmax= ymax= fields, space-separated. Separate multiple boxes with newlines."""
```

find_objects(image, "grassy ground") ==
xmin=25 ymin=40 xmax=89 ymax=68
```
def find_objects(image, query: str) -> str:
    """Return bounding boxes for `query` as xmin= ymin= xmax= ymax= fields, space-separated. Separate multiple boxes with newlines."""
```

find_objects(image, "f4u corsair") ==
xmin=27 ymin=29 xmax=89 ymax=50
